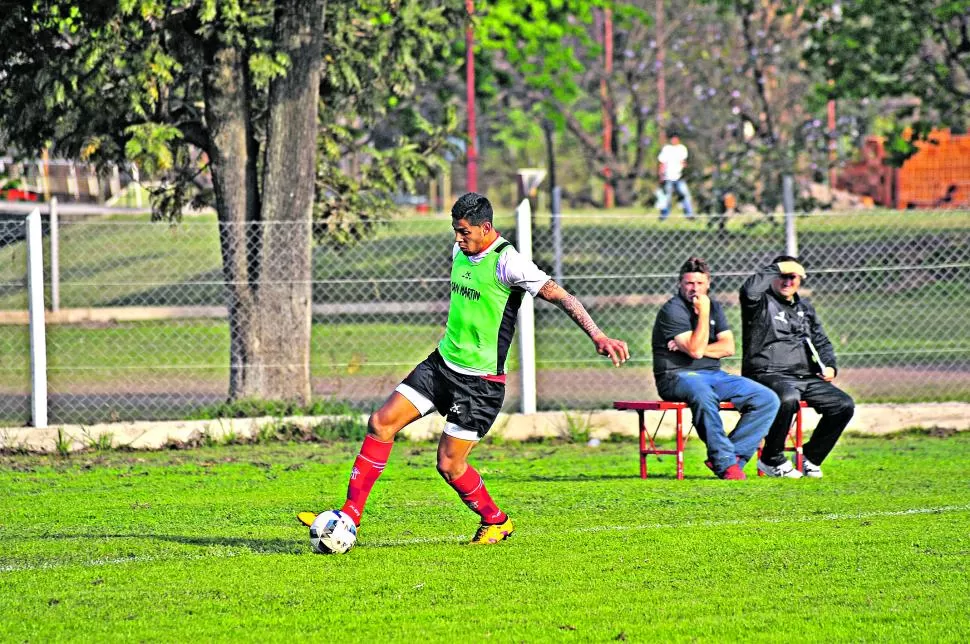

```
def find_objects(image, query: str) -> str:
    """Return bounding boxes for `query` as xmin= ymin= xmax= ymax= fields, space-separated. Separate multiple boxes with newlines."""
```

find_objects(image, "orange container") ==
xmin=837 ymin=129 xmax=970 ymax=209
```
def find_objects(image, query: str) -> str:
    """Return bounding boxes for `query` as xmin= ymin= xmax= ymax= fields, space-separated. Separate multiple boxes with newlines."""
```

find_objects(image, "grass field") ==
xmin=1 ymin=432 xmax=968 ymax=641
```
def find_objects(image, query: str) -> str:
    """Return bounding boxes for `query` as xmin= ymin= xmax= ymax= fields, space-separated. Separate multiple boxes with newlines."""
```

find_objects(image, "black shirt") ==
xmin=652 ymin=293 xmax=730 ymax=380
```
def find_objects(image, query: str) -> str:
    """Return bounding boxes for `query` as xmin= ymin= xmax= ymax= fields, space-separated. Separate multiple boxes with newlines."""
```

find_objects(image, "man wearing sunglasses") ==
xmin=740 ymin=256 xmax=855 ymax=479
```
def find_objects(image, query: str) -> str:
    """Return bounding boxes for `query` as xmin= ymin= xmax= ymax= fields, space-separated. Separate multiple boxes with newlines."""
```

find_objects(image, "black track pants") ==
xmin=753 ymin=374 xmax=855 ymax=465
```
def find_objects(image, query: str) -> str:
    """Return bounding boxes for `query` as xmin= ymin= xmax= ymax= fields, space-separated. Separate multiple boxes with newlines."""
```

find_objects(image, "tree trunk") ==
xmin=203 ymin=0 xmax=326 ymax=404
xmin=202 ymin=40 xmax=262 ymax=402
xmin=251 ymin=0 xmax=326 ymax=403
xmin=542 ymin=119 xmax=556 ymax=215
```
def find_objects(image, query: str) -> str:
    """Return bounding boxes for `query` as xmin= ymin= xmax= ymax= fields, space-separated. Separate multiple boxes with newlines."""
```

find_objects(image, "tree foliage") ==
xmin=803 ymin=0 xmax=970 ymax=164
xmin=0 ymin=0 xmax=462 ymax=233
xmin=0 ymin=0 xmax=464 ymax=403
xmin=474 ymin=0 xmax=841 ymax=211
xmin=475 ymin=0 xmax=654 ymax=206
xmin=313 ymin=0 xmax=462 ymax=242
xmin=804 ymin=0 xmax=970 ymax=117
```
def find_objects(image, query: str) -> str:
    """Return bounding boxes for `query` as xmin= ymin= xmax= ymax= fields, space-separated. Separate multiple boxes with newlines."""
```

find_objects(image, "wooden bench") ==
xmin=612 ymin=400 xmax=808 ymax=480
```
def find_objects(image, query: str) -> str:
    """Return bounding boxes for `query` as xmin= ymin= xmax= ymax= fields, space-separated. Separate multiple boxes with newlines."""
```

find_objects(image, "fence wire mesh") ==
xmin=0 ymin=208 xmax=967 ymax=425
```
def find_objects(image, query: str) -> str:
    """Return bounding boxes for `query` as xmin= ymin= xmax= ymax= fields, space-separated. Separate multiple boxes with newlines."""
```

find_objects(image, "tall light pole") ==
xmin=466 ymin=0 xmax=478 ymax=194
xmin=601 ymin=8 xmax=614 ymax=208
xmin=656 ymin=0 xmax=666 ymax=142
xmin=827 ymin=2 xmax=842 ymax=188
xmin=827 ymin=97 xmax=837 ymax=187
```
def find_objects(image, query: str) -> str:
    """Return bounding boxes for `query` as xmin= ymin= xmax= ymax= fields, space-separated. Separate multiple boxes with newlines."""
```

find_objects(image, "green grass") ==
xmin=1 ymin=433 xmax=968 ymax=641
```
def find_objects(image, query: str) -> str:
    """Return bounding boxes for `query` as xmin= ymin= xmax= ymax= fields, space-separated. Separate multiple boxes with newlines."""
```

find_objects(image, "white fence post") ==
xmin=515 ymin=199 xmax=537 ymax=414
xmin=132 ymin=163 xmax=143 ymax=208
xmin=26 ymin=209 xmax=49 ymax=428
xmin=49 ymin=197 xmax=60 ymax=312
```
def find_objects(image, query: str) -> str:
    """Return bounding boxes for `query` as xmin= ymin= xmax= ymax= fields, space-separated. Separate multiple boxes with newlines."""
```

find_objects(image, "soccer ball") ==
xmin=309 ymin=510 xmax=357 ymax=554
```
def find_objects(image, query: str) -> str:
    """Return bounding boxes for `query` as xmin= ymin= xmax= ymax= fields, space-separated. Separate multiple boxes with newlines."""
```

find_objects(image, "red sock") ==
xmin=341 ymin=435 xmax=393 ymax=526
xmin=448 ymin=465 xmax=507 ymax=525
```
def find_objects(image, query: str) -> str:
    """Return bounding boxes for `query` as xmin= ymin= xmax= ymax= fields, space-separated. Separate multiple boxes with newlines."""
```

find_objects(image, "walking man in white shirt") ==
xmin=657 ymin=131 xmax=694 ymax=220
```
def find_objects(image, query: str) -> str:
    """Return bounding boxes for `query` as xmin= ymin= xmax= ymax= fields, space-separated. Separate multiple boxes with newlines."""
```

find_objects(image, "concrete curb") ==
xmin=1 ymin=402 xmax=968 ymax=454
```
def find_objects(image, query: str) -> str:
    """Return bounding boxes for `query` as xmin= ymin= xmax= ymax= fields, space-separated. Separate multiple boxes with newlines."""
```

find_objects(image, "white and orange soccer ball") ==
xmin=309 ymin=510 xmax=357 ymax=554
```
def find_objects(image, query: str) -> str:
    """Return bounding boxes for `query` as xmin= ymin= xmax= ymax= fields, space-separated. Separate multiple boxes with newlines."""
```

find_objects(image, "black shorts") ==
xmin=399 ymin=350 xmax=505 ymax=439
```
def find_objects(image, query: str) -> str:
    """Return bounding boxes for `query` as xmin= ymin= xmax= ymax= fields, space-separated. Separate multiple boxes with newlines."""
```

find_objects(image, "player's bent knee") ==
xmin=759 ymin=392 xmax=781 ymax=413
xmin=749 ymin=383 xmax=780 ymax=408
xmin=777 ymin=391 xmax=801 ymax=409
xmin=683 ymin=387 xmax=718 ymax=407
xmin=367 ymin=413 xmax=398 ymax=442
xmin=838 ymin=396 xmax=856 ymax=417
xmin=435 ymin=458 xmax=465 ymax=482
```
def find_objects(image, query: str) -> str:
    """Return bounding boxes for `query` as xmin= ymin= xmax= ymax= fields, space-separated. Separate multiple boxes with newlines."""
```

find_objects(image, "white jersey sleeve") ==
xmin=496 ymin=246 xmax=550 ymax=296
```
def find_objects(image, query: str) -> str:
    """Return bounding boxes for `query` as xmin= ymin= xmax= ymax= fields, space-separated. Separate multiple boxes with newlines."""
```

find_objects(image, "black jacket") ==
xmin=740 ymin=264 xmax=838 ymax=378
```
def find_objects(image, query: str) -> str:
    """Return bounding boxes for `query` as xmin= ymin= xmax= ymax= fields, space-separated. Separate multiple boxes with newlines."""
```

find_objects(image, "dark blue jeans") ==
xmin=657 ymin=370 xmax=780 ymax=474
xmin=660 ymin=179 xmax=694 ymax=219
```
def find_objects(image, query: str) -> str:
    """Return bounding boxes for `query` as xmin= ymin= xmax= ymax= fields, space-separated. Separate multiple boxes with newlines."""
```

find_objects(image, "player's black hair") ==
xmin=667 ymin=129 xmax=680 ymax=139
xmin=679 ymin=256 xmax=710 ymax=277
xmin=452 ymin=192 xmax=493 ymax=226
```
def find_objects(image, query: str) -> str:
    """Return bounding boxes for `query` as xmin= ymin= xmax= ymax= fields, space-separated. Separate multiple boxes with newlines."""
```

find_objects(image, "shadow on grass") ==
xmin=508 ymin=471 xmax=718 ymax=482
xmin=85 ymin=530 xmax=467 ymax=552
xmin=26 ymin=532 xmax=305 ymax=555
xmin=148 ymin=533 xmax=304 ymax=554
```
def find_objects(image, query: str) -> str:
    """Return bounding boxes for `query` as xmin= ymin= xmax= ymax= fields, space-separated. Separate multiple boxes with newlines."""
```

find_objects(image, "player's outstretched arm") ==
xmin=536 ymin=280 xmax=629 ymax=367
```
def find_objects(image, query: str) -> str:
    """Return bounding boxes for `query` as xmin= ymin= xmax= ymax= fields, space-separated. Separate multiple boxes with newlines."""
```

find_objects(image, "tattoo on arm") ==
xmin=538 ymin=280 xmax=603 ymax=339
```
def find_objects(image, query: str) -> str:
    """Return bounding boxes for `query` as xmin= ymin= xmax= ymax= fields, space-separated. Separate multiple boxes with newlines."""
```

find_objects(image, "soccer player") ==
xmin=741 ymin=256 xmax=855 ymax=478
xmin=652 ymin=257 xmax=779 ymax=479
xmin=299 ymin=192 xmax=629 ymax=545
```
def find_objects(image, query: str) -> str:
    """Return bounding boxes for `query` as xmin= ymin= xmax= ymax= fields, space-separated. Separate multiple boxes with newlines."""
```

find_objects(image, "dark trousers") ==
xmin=753 ymin=374 xmax=855 ymax=465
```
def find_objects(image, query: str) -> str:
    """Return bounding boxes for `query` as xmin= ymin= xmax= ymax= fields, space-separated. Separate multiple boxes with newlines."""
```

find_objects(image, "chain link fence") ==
xmin=0 ymin=207 xmax=967 ymax=425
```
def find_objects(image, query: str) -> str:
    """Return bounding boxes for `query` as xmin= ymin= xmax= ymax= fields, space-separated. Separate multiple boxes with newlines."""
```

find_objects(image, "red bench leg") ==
xmin=638 ymin=410 xmax=647 ymax=479
xmin=676 ymin=407 xmax=684 ymax=480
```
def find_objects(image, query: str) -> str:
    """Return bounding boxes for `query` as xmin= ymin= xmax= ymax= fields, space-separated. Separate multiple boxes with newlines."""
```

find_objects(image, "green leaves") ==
xmin=477 ymin=0 xmax=606 ymax=103
xmin=124 ymin=123 xmax=184 ymax=175
xmin=249 ymin=51 xmax=289 ymax=90
xmin=881 ymin=120 xmax=937 ymax=168
xmin=803 ymin=0 xmax=970 ymax=135
xmin=0 ymin=0 xmax=462 ymax=237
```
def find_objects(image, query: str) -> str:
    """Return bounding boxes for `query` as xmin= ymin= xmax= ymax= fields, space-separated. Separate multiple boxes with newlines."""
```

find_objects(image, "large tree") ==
xmin=475 ymin=0 xmax=824 ymax=210
xmin=476 ymin=0 xmax=654 ymax=207
xmin=0 ymin=0 xmax=461 ymax=403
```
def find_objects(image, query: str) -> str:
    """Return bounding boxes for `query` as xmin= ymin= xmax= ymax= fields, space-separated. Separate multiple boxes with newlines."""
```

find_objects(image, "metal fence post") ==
xmin=551 ymin=186 xmax=563 ymax=284
xmin=782 ymin=174 xmax=798 ymax=257
xmin=49 ymin=197 xmax=60 ymax=312
xmin=515 ymin=199 xmax=537 ymax=414
xmin=26 ymin=209 xmax=49 ymax=428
